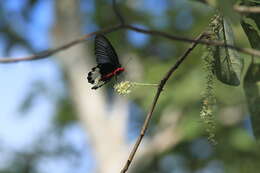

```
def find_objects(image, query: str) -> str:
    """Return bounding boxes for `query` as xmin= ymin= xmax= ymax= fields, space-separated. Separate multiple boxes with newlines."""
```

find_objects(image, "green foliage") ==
xmin=215 ymin=127 xmax=260 ymax=173
xmin=230 ymin=128 xmax=255 ymax=151
xmin=179 ymin=114 xmax=204 ymax=140
xmin=244 ymin=61 xmax=260 ymax=139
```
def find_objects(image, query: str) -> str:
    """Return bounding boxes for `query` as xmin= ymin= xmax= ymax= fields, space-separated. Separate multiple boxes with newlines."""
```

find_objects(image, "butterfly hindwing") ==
xmin=87 ymin=66 xmax=100 ymax=84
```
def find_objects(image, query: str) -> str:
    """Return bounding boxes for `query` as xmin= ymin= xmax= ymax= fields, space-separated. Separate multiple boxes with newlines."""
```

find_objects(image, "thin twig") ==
xmin=234 ymin=5 xmax=260 ymax=13
xmin=0 ymin=24 xmax=123 ymax=63
xmin=120 ymin=33 xmax=205 ymax=173
xmin=132 ymin=82 xmax=158 ymax=86
xmin=123 ymin=24 xmax=260 ymax=57
xmin=112 ymin=0 xmax=125 ymax=25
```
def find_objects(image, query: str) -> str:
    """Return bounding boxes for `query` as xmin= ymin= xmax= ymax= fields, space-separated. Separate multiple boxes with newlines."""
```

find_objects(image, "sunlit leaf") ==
xmin=213 ymin=18 xmax=244 ymax=86
xmin=244 ymin=62 xmax=260 ymax=139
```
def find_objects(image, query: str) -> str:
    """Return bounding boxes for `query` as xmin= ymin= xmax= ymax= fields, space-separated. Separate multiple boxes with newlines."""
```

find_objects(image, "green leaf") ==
xmin=241 ymin=0 xmax=260 ymax=30
xmin=213 ymin=18 xmax=244 ymax=86
xmin=241 ymin=4 xmax=260 ymax=141
xmin=241 ymin=0 xmax=260 ymax=4
xmin=241 ymin=20 xmax=260 ymax=50
xmin=250 ymin=14 xmax=260 ymax=31
xmin=244 ymin=62 xmax=260 ymax=139
xmin=248 ymin=0 xmax=260 ymax=3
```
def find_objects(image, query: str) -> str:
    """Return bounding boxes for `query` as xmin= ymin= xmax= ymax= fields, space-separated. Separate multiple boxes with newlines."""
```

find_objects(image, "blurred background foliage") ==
xmin=0 ymin=0 xmax=260 ymax=173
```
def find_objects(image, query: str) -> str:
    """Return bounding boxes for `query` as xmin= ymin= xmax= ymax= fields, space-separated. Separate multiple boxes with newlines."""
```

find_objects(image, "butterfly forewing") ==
xmin=95 ymin=35 xmax=121 ymax=66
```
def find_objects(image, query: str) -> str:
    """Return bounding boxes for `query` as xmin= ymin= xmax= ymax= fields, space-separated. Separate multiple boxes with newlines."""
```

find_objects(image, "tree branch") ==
xmin=131 ymin=112 xmax=183 ymax=171
xmin=1 ymin=23 xmax=260 ymax=63
xmin=234 ymin=5 xmax=260 ymax=13
xmin=120 ymin=33 xmax=205 ymax=173
xmin=112 ymin=0 xmax=125 ymax=25
xmin=0 ymin=24 xmax=123 ymax=63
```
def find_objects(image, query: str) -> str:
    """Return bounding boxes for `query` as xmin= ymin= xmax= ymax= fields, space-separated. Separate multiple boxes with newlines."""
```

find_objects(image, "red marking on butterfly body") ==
xmin=101 ymin=67 xmax=125 ymax=81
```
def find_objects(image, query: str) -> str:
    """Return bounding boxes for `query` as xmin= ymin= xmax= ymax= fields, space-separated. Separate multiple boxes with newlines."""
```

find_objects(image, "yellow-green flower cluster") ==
xmin=114 ymin=81 xmax=133 ymax=95
xmin=200 ymin=98 xmax=217 ymax=146
xmin=114 ymin=81 xmax=158 ymax=96
xmin=200 ymin=19 xmax=218 ymax=145
xmin=200 ymin=52 xmax=218 ymax=146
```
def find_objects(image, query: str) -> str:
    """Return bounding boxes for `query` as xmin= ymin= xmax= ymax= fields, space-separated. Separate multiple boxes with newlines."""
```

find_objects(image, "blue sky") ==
xmin=0 ymin=0 xmax=94 ymax=172
xmin=0 ymin=0 xmax=53 ymax=146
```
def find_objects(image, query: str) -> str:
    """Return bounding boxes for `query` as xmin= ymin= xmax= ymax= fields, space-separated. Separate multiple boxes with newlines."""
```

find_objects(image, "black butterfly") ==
xmin=87 ymin=35 xmax=124 ymax=89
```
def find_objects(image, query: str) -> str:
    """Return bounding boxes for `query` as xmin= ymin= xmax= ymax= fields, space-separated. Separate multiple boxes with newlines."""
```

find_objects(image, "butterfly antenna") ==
xmin=123 ymin=56 xmax=133 ymax=69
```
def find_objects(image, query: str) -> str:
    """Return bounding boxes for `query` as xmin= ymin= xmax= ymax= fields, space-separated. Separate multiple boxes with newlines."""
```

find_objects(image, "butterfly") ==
xmin=87 ymin=35 xmax=125 ymax=89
